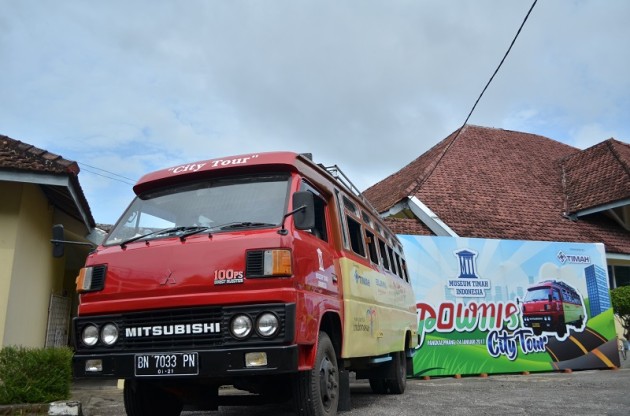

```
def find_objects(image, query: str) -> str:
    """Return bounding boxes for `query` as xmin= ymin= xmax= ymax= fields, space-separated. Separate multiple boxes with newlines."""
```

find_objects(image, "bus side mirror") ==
xmin=292 ymin=191 xmax=315 ymax=230
xmin=52 ymin=224 xmax=65 ymax=258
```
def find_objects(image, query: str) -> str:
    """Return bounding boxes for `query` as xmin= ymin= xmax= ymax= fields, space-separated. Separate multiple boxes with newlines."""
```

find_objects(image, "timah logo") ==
xmin=557 ymin=251 xmax=591 ymax=265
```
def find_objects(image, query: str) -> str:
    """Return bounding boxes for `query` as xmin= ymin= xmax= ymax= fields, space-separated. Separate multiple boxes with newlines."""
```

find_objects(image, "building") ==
xmin=0 ymin=135 xmax=102 ymax=348
xmin=585 ymin=264 xmax=611 ymax=317
xmin=364 ymin=125 xmax=630 ymax=289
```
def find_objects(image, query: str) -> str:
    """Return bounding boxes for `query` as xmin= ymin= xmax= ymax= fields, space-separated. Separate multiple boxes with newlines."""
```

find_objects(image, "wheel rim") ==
xmin=318 ymin=355 xmax=338 ymax=410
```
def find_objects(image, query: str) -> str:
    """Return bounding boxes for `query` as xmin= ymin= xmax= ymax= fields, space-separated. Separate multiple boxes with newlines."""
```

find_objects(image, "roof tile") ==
xmin=364 ymin=125 xmax=630 ymax=255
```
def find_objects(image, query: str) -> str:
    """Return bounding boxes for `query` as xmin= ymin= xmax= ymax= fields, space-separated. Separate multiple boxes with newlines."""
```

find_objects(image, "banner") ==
xmin=399 ymin=236 xmax=619 ymax=377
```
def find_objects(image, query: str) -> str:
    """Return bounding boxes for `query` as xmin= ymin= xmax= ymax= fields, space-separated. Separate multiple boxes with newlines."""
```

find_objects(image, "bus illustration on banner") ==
xmin=520 ymin=280 xmax=586 ymax=338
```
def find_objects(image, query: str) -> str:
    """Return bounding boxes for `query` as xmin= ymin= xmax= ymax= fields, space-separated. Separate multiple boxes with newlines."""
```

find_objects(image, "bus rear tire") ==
xmin=387 ymin=351 xmax=407 ymax=394
xmin=294 ymin=331 xmax=339 ymax=416
xmin=369 ymin=350 xmax=407 ymax=394
xmin=368 ymin=378 xmax=388 ymax=394
xmin=123 ymin=380 xmax=183 ymax=416
xmin=557 ymin=318 xmax=566 ymax=337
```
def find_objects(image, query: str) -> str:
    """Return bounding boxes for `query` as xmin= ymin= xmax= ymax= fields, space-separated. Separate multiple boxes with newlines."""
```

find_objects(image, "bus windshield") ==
xmin=524 ymin=287 xmax=550 ymax=302
xmin=104 ymin=174 xmax=290 ymax=246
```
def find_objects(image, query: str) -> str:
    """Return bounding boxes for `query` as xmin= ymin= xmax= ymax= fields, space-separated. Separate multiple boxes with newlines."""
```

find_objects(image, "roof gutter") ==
xmin=0 ymin=171 xmax=93 ymax=234
xmin=607 ymin=253 xmax=630 ymax=262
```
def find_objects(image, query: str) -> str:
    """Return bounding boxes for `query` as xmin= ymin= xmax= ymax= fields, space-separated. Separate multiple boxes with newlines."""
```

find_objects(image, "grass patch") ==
xmin=0 ymin=346 xmax=73 ymax=404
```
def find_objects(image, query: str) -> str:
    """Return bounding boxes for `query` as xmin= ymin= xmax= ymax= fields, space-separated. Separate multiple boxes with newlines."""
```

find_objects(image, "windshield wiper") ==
xmin=180 ymin=222 xmax=276 ymax=241
xmin=178 ymin=226 xmax=211 ymax=241
xmin=218 ymin=222 xmax=277 ymax=230
xmin=122 ymin=223 xmax=276 ymax=247
xmin=120 ymin=226 xmax=188 ymax=248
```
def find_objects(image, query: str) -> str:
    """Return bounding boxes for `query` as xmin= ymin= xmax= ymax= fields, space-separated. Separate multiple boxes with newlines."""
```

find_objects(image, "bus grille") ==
xmin=74 ymin=304 xmax=292 ymax=352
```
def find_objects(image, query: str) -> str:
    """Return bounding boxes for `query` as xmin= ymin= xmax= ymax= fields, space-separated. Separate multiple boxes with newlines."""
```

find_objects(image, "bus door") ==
xmin=296 ymin=182 xmax=339 ymax=298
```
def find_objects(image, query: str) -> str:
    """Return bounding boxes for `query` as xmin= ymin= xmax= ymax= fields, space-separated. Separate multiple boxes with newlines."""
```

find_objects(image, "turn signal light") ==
xmin=76 ymin=267 xmax=93 ymax=293
xmin=264 ymin=249 xmax=292 ymax=276
xmin=76 ymin=265 xmax=107 ymax=293
xmin=246 ymin=249 xmax=293 ymax=277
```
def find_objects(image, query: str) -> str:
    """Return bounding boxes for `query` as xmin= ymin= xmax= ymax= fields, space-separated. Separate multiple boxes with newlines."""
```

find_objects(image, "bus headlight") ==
xmin=101 ymin=323 xmax=119 ymax=345
xmin=82 ymin=325 xmax=99 ymax=346
xmin=256 ymin=313 xmax=279 ymax=338
xmin=230 ymin=315 xmax=253 ymax=339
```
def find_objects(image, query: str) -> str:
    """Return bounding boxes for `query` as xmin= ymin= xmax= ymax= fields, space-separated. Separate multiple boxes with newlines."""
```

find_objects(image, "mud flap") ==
xmin=338 ymin=368 xmax=352 ymax=411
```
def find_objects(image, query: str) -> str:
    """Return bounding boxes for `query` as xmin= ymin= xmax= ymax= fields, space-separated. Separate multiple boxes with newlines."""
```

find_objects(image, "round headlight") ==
xmin=231 ymin=315 xmax=253 ymax=339
xmin=82 ymin=324 xmax=99 ymax=346
xmin=101 ymin=323 xmax=119 ymax=345
xmin=256 ymin=312 xmax=279 ymax=337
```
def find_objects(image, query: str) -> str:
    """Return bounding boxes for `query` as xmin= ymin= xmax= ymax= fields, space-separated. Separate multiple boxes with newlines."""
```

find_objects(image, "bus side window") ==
xmin=312 ymin=194 xmax=328 ymax=241
xmin=394 ymin=252 xmax=403 ymax=279
xmin=552 ymin=289 xmax=561 ymax=301
xmin=365 ymin=230 xmax=379 ymax=265
xmin=401 ymin=258 xmax=409 ymax=282
xmin=346 ymin=216 xmax=366 ymax=257
xmin=387 ymin=245 xmax=398 ymax=276
xmin=378 ymin=239 xmax=390 ymax=270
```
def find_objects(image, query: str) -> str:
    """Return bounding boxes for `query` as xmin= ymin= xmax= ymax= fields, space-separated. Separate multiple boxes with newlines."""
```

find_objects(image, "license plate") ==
xmin=135 ymin=352 xmax=199 ymax=376
xmin=532 ymin=323 xmax=540 ymax=328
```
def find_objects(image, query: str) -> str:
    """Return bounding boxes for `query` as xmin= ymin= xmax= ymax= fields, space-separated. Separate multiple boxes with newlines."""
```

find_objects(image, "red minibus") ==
xmin=72 ymin=152 xmax=417 ymax=416
xmin=521 ymin=280 xmax=586 ymax=337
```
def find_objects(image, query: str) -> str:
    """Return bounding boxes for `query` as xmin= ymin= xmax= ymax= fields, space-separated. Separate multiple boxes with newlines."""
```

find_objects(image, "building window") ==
xmin=610 ymin=265 xmax=630 ymax=288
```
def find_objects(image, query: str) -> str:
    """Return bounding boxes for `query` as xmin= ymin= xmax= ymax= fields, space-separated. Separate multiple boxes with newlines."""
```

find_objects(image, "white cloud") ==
xmin=570 ymin=123 xmax=619 ymax=150
xmin=1 ymin=0 xmax=629 ymax=223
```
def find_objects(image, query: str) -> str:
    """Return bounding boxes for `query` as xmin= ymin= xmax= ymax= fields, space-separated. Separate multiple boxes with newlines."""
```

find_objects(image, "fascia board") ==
xmin=407 ymin=196 xmax=458 ymax=237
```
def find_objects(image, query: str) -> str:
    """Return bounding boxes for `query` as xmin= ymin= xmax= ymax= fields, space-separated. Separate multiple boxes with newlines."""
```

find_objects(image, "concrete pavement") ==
xmin=68 ymin=354 xmax=630 ymax=416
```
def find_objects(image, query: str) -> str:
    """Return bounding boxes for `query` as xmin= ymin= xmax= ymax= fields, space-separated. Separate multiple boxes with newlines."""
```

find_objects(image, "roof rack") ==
xmin=537 ymin=280 xmax=579 ymax=294
xmin=320 ymin=164 xmax=380 ymax=216
xmin=298 ymin=153 xmax=380 ymax=217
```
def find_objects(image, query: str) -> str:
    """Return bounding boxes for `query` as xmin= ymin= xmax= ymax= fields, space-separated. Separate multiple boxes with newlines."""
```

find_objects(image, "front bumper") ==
xmin=522 ymin=315 xmax=556 ymax=331
xmin=73 ymin=344 xmax=298 ymax=379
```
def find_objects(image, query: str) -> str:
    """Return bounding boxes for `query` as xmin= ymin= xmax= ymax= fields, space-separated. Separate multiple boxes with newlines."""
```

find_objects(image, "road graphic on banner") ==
xmin=545 ymin=328 xmax=619 ymax=369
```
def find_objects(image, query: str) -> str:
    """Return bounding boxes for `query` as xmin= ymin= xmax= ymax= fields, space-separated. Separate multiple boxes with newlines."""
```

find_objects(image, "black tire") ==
xmin=556 ymin=318 xmax=566 ymax=337
xmin=368 ymin=378 xmax=388 ymax=394
xmin=124 ymin=380 xmax=183 ymax=416
xmin=294 ymin=331 xmax=339 ymax=416
xmin=387 ymin=351 xmax=407 ymax=394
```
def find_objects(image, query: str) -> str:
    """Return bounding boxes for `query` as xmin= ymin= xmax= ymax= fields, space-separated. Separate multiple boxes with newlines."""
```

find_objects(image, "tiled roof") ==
xmin=0 ymin=135 xmax=79 ymax=174
xmin=384 ymin=217 xmax=433 ymax=236
xmin=562 ymin=139 xmax=630 ymax=214
xmin=364 ymin=125 xmax=630 ymax=255
xmin=0 ymin=134 xmax=95 ymax=227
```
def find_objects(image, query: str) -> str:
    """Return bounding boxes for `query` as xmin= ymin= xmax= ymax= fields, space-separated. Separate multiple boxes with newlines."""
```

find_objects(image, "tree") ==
xmin=610 ymin=286 xmax=630 ymax=340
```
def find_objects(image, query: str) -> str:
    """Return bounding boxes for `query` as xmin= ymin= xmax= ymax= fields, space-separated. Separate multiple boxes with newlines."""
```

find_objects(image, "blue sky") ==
xmin=1 ymin=0 xmax=629 ymax=225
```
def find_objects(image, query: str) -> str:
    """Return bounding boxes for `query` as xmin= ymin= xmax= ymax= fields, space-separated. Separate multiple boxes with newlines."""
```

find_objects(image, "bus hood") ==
xmin=77 ymin=231 xmax=296 ymax=315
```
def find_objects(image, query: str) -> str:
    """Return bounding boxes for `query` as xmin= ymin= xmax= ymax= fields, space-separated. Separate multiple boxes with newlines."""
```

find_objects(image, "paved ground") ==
xmin=72 ymin=357 xmax=630 ymax=416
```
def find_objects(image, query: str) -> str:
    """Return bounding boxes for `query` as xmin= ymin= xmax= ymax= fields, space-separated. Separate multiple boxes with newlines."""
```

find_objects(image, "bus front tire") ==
xmin=294 ymin=331 xmax=339 ymax=416
xmin=123 ymin=380 xmax=183 ymax=416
